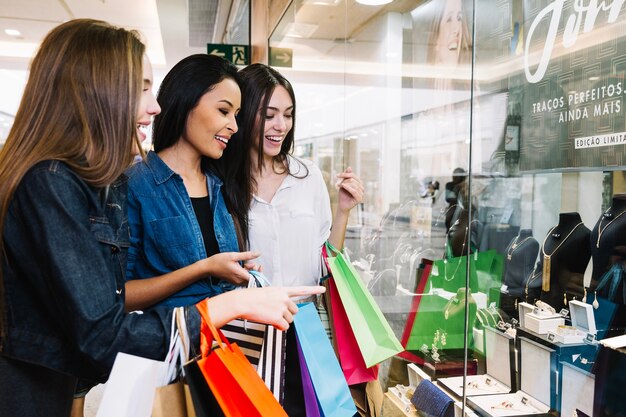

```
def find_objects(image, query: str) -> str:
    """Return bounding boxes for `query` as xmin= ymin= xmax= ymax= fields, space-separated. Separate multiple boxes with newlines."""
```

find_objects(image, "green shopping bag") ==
xmin=403 ymin=288 xmax=477 ymax=351
xmin=325 ymin=243 xmax=404 ymax=368
xmin=471 ymin=249 xmax=504 ymax=293
xmin=429 ymin=251 xmax=503 ymax=294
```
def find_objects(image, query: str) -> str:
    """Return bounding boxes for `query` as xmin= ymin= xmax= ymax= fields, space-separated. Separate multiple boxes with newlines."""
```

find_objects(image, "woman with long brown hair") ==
xmin=0 ymin=19 xmax=322 ymax=416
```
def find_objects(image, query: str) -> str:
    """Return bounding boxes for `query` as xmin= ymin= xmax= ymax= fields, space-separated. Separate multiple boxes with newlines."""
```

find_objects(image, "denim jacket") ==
xmin=0 ymin=161 xmax=199 ymax=381
xmin=125 ymin=151 xmax=239 ymax=308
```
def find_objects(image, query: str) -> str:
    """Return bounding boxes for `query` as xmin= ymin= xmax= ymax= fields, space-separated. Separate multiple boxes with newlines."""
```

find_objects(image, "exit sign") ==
xmin=207 ymin=44 xmax=249 ymax=66
xmin=269 ymin=47 xmax=293 ymax=68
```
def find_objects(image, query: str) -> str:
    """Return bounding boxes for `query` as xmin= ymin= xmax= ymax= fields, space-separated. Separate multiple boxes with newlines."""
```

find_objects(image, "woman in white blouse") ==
xmin=216 ymin=63 xmax=363 ymax=415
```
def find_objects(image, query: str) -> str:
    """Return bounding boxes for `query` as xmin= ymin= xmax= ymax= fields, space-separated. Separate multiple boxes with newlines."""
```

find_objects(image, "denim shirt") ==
xmin=0 ymin=160 xmax=200 ymax=381
xmin=126 ymin=151 xmax=239 ymax=308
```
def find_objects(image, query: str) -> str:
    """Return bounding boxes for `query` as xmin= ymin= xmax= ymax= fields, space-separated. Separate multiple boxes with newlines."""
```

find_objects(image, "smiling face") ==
xmin=182 ymin=77 xmax=241 ymax=160
xmin=133 ymin=55 xmax=161 ymax=155
xmin=435 ymin=0 xmax=464 ymax=65
xmin=254 ymin=85 xmax=293 ymax=161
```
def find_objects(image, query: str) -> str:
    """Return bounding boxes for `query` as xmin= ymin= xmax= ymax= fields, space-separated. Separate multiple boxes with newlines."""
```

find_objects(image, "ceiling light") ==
xmin=355 ymin=0 xmax=393 ymax=5
xmin=4 ymin=29 xmax=22 ymax=37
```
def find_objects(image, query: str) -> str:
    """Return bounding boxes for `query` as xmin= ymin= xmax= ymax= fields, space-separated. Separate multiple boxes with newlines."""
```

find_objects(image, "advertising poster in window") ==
xmin=520 ymin=0 xmax=626 ymax=171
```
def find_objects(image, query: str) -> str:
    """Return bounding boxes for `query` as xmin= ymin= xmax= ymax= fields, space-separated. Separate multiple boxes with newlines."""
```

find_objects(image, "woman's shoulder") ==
xmin=17 ymin=160 xmax=97 ymax=208
xmin=125 ymin=153 xmax=163 ymax=189
xmin=22 ymin=160 xmax=86 ymax=187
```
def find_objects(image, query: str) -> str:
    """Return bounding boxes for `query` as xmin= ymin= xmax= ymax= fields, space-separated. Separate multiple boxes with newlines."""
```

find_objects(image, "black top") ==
xmin=191 ymin=196 xmax=219 ymax=257
xmin=590 ymin=195 xmax=626 ymax=279
xmin=503 ymin=229 xmax=539 ymax=296
xmin=539 ymin=212 xmax=591 ymax=308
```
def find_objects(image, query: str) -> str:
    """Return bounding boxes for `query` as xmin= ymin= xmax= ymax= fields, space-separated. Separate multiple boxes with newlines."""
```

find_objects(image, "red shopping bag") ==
xmin=192 ymin=301 xmax=288 ymax=417
xmin=398 ymin=259 xmax=433 ymax=363
xmin=327 ymin=277 xmax=379 ymax=385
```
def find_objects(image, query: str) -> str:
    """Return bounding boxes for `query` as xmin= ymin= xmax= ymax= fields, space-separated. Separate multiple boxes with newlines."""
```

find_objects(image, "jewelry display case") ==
xmin=523 ymin=309 xmax=565 ymax=335
xmin=438 ymin=327 xmax=516 ymax=397
xmin=559 ymin=362 xmax=594 ymax=417
xmin=517 ymin=337 xmax=556 ymax=411
xmin=546 ymin=300 xmax=597 ymax=344
xmin=467 ymin=392 xmax=551 ymax=417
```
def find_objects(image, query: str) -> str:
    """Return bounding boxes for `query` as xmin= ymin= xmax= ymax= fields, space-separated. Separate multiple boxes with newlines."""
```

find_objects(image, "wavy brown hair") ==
xmin=0 ymin=19 xmax=145 ymax=342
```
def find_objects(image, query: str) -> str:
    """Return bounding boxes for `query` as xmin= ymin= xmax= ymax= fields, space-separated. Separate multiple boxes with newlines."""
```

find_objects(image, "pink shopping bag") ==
xmin=327 ymin=277 xmax=379 ymax=385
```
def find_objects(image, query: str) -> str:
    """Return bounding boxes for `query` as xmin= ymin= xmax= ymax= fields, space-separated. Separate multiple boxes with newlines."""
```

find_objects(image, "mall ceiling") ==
xmin=0 ymin=0 xmax=424 ymax=74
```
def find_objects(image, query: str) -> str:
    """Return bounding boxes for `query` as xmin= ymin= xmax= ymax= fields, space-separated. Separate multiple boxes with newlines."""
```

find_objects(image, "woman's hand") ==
xmin=206 ymin=285 xmax=326 ymax=330
xmin=336 ymin=166 xmax=364 ymax=213
xmin=204 ymin=251 xmax=260 ymax=285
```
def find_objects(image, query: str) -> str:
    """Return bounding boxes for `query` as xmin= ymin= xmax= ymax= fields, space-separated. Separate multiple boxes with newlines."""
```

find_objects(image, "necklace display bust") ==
xmin=590 ymin=195 xmax=626 ymax=299
xmin=503 ymin=229 xmax=539 ymax=297
xmin=538 ymin=212 xmax=591 ymax=308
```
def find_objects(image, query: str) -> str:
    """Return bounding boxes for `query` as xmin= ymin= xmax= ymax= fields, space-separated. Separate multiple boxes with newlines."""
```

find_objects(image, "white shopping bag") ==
xmin=95 ymin=351 xmax=164 ymax=417
xmin=96 ymin=308 xmax=186 ymax=417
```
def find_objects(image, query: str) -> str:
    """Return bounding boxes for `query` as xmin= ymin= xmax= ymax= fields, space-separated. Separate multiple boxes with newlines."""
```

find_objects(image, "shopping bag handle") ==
xmin=196 ymin=300 xmax=234 ymax=356
xmin=324 ymin=241 xmax=342 ymax=256
xmin=248 ymin=270 xmax=271 ymax=287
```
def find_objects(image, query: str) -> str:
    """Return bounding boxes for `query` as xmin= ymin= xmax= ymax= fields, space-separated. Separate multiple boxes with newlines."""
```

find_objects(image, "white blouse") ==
xmin=248 ymin=156 xmax=332 ymax=287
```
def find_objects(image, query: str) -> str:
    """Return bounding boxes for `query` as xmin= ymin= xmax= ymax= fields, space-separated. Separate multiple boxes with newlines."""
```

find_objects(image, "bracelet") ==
xmin=535 ymin=300 xmax=556 ymax=314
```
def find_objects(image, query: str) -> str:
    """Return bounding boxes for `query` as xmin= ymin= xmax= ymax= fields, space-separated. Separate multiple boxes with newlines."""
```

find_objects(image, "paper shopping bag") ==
xmin=152 ymin=381 xmax=188 ymax=417
xmin=293 ymin=302 xmax=357 ymax=417
xmin=327 ymin=277 xmax=379 ymax=385
xmin=240 ymin=270 xmax=287 ymax=403
xmin=189 ymin=300 xmax=287 ymax=417
xmin=184 ymin=359 xmax=225 ymax=417
xmin=95 ymin=352 xmax=163 ymax=417
xmin=152 ymin=307 xmax=192 ymax=417
xmin=297 ymin=341 xmax=322 ymax=417
xmin=325 ymin=242 xmax=403 ymax=367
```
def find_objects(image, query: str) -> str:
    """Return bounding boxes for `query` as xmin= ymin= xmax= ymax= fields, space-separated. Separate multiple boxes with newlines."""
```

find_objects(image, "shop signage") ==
xmin=525 ymin=0 xmax=625 ymax=83
xmin=207 ymin=43 xmax=249 ymax=65
xmin=519 ymin=0 xmax=626 ymax=171
xmin=269 ymin=47 xmax=293 ymax=68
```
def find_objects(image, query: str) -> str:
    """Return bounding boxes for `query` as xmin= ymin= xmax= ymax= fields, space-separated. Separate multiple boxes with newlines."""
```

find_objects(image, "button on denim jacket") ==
xmin=1 ymin=161 xmax=198 ymax=381
xmin=126 ymin=151 xmax=239 ymax=308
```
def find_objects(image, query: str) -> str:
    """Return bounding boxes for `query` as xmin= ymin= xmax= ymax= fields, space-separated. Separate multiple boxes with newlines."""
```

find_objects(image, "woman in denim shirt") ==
xmin=125 ymin=54 xmax=261 ymax=310
xmin=0 ymin=20 xmax=322 ymax=417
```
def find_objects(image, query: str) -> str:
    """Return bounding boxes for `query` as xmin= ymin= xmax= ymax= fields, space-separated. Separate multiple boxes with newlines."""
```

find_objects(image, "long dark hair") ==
xmin=0 ymin=19 xmax=144 ymax=342
xmin=218 ymin=64 xmax=305 ymax=240
xmin=152 ymin=54 xmax=249 ymax=248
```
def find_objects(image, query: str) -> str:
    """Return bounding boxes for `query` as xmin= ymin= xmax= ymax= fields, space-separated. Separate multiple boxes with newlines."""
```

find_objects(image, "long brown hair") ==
xmin=0 ymin=19 xmax=145 ymax=341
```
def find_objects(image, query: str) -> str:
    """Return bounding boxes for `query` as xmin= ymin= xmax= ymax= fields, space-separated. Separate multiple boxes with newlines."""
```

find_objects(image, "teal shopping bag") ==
xmin=325 ymin=243 xmax=404 ymax=368
xmin=293 ymin=303 xmax=357 ymax=417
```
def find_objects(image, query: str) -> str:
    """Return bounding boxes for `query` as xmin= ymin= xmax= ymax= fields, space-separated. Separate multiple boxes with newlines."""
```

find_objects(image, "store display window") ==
xmin=270 ymin=0 xmax=626 ymax=415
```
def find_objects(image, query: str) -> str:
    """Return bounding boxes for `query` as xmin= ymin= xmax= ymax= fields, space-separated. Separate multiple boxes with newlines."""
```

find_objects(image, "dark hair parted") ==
xmin=152 ymin=54 xmax=240 ymax=152
xmin=238 ymin=64 xmax=298 ymax=177
xmin=217 ymin=64 xmax=306 ymax=244
xmin=0 ymin=19 xmax=145 ymax=342
xmin=151 ymin=54 xmax=249 ymax=248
